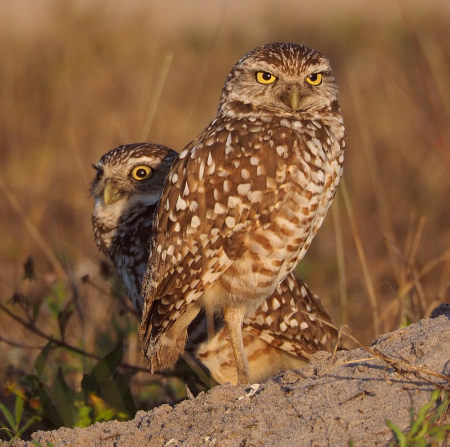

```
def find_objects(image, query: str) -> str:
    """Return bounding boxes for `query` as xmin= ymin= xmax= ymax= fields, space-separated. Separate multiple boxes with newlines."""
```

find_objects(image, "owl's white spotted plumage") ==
xmin=91 ymin=143 xmax=338 ymax=384
xmin=141 ymin=43 xmax=345 ymax=384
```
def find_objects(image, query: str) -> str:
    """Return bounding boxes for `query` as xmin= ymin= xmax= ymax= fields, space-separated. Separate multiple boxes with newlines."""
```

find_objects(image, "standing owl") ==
xmin=141 ymin=43 xmax=345 ymax=384
xmin=91 ymin=143 xmax=338 ymax=384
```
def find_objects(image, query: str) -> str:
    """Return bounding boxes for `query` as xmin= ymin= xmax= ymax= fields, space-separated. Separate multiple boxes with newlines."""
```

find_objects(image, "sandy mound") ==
xmin=16 ymin=304 xmax=450 ymax=447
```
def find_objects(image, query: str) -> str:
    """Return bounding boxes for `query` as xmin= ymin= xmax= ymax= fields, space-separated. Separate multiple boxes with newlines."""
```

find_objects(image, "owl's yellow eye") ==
xmin=131 ymin=165 xmax=152 ymax=181
xmin=306 ymin=73 xmax=322 ymax=86
xmin=256 ymin=72 xmax=277 ymax=85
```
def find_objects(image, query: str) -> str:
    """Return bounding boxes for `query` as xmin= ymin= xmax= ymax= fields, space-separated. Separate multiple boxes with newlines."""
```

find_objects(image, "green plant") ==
xmin=0 ymin=438 xmax=55 ymax=447
xmin=19 ymin=340 xmax=136 ymax=430
xmin=0 ymin=257 xmax=198 ymax=440
xmin=0 ymin=391 xmax=39 ymax=440
xmin=387 ymin=389 xmax=450 ymax=447
xmin=0 ymin=339 xmax=140 ymax=441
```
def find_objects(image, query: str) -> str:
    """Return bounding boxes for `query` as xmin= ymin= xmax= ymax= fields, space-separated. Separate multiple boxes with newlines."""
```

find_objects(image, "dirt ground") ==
xmin=15 ymin=304 xmax=450 ymax=447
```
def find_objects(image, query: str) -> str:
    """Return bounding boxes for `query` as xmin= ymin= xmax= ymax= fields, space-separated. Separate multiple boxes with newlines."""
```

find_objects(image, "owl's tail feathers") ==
xmin=139 ymin=303 xmax=202 ymax=373
xmin=142 ymin=328 xmax=188 ymax=372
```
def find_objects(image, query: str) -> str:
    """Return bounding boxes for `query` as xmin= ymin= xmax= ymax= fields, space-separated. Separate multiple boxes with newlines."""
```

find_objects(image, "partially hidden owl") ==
xmin=91 ymin=143 xmax=338 ymax=384
xmin=140 ymin=43 xmax=345 ymax=384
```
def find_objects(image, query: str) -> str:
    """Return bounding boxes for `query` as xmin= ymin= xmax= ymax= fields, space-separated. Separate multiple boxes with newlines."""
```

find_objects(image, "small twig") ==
xmin=182 ymin=351 xmax=216 ymax=388
xmin=0 ymin=334 xmax=42 ymax=350
xmin=372 ymin=347 xmax=450 ymax=384
xmin=341 ymin=325 xmax=450 ymax=386
xmin=298 ymin=309 xmax=340 ymax=334
xmin=184 ymin=384 xmax=195 ymax=400
xmin=0 ymin=300 xmax=163 ymax=377
xmin=325 ymin=325 xmax=346 ymax=403
xmin=335 ymin=357 xmax=378 ymax=366
xmin=81 ymin=275 xmax=114 ymax=298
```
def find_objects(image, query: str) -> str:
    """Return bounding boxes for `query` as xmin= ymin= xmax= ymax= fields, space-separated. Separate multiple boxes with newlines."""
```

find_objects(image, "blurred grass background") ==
xmin=0 ymin=0 xmax=450 ymax=432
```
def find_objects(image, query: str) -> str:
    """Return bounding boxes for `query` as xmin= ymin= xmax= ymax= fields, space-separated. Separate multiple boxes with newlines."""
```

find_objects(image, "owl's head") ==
xmin=91 ymin=143 xmax=177 ymax=235
xmin=218 ymin=43 xmax=339 ymax=118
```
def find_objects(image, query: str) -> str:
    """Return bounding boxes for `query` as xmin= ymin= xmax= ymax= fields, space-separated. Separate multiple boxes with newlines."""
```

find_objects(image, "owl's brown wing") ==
xmin=244 ymin=272 xmax=338 ymax=359
xmin=140 ymin=117 xmax=307 ymax=369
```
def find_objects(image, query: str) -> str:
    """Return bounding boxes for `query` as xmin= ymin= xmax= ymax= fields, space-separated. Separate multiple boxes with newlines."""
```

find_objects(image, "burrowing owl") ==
xmin=91 ymin=143 xmax=177 ymax=317
xmin=91 ymin=143 xmax=338 ymax=384
xmin=141 ymin=43 xmax=345 ymax=384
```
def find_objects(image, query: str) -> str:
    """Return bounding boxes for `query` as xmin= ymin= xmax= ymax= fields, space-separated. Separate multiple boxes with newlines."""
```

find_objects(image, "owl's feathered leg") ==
xmin=223 ymin=306 xmax=250 ymax=384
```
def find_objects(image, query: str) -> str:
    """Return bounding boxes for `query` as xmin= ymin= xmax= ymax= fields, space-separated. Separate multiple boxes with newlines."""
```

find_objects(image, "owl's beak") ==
xmin=103 ymin=180 xmax=121 ymax=205
xmin=282 ymin=88 xmax=300 ymax=113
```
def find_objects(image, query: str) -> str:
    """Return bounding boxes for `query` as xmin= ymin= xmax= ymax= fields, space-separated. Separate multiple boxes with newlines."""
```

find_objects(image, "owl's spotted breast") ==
xmin=146 ymin=113 xmax=343 ymax=324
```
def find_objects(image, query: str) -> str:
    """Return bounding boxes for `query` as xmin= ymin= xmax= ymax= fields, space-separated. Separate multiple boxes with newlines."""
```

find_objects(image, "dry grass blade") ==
xmin=347 ymin=73 xmax=401 ymax=284
xmin=140 ymin=52 xmax=174 ymax=142
xmin=0 ymin=177 xmax=66 ymax=278
xmin=332 ymin=194 xmax=348 ymax=324
xmin=341 ymin=179 xmax=380 ymax=337
xmin=399 ymin=0 xmax=450 ymax=169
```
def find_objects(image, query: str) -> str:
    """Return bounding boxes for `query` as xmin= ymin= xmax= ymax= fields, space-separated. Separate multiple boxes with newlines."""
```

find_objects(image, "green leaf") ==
xmin=0 ymin=400 xmax=17 ymax=431
xmin=91 ymin=343 xmax=123 ymax=386
xmin=44 ymin=280 xmax=67 ymax=319
xmin=386 ymin=420 xmax=407 ymax=447
xmin=110 ymin=371 xmax=136 ymax=417
xmin=37 ymin=388 xmax=64 ymax=429
xmin=35 ymin=341 xmax=52 ymax=379
xmin=74 ymin=404 xmax=93 ymax=428
xmin=81 ymin=373 xmax=97 ymax=394
xmin=0 ymin=424 xmax=14 ymax=439
xmin=58 ymin=308 xmax=73 ymax=340
xmin=14 ymin=394 xmax=24 ymax=428
xmin=94 ymin=408 xmax=116 ymax=423
xmin=23 ymin=374 xmax=64 ymax=429
xmin=32 ymin=442 xmax=55 ymax=447
xmin=386 ymin=389 xmax=450 ymax=446
xmin=15 ymin=415 xmax=40 ymax=437
xmin=52 ymin=368 xmax=76 ymax=427
xmin=32 ymin=300 xmax=42 ymax=323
